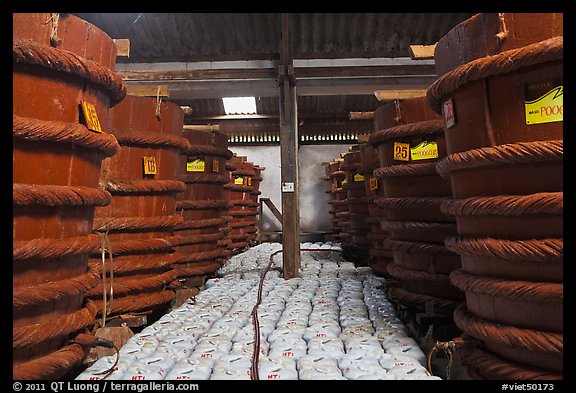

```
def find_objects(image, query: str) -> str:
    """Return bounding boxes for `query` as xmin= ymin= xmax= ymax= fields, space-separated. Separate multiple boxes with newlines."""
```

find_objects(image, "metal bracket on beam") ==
xmin=287 ymin=65 xmax=296 ymax=86
xmin=278 ymin=67 xmax=285 ymax=86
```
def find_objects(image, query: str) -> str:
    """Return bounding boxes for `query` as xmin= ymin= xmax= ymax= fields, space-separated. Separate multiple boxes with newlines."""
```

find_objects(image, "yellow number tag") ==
xmin=353 ymin=173 xmax=365 ymax=182
xmin=341 ymin=178 xmax=347 ymax=186
xmin=187 ymin=159 xmax=205 ymax=172
xmin=525 ymin=85 xmax=563 ymax=125
xmin=143 ymin=156 xmax=157 ymax=175
xmin=369 ymin=177 xmax=379 ymax=191
xmin=393 ymin=142 xmax=410 ymax=161
xmin=247 ymin=177 xmax=252 ymax=186
xmin=410 ymin=141 xmax=439 ymax=161
xmin=212 ymin=160 xmax=219 ymax=173
xmin=234 ymin=177 xmax=244 ymax=185
xmin=80 ymin=101 xmax=102 ymax=133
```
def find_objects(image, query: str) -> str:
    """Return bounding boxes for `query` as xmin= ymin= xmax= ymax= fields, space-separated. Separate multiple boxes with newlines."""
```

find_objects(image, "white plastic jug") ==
xmin=341 ymin=363 xmax=390 ymax=380
xmin=232 ymin=325 xmax=269 ymax=342
xmin=306 ymin=337 xmax=345 ymax=359
xmin=387 ymin=364 xmax=431 ymax=380
xmin=154 ymin=343 xmax=193 ymax=361
xmin=338 ymin=353 xmax=381 ymax=370
xmin=214 ymin=354 xmax=252 ymax=370
xmin=211 ymin=366 xmax=252 ymax=380
xmin=137 ymin=355 xmax=175 ymax=375
xmin=170 ymin=324 xmax=209 ymax=341
xmin=381 ymin=336 xmax=420 ymax=351
xmin=268 ymin=337 xmax=308 ymax=360
xmin=268 ymin=326 xmax=306 ymax=342
xmin=344 ymin=336 xmax=385 ymax=357
xmin=194 ymin=338 xmax=233 ymax=354
xmin=297 ymin=354 xmax=338 ymax=371
xmin=298 ymin=365 xmax=346 ymax=380
xmin=230 ymin=339 xmax=269 ymax=357
xmin=120 ymin=362 xmax=168 ymax=381
xmin=189 ymin=345 xmax=230 ymax=361
xmin=118 ymin=341 xmax=158 ymax=360
xmin=373 ymin=322 xmax=409 ymax=335
xmin=258 ymin=356 xmax=298 ymax=380
xmin=379 ymin=353 xmax=423 ymax=371
xmin=277 ymin=316 xmax=309 ymax=329
xmin=386 ymin=345 xmax=427 ymax=366
xmin=160 ymin=333 xmax=197 ymax=349
xmin=138 ymin=326 xmax=168 ymax=341
xmin=165 ymin=358 xmax=214 ymax=381
xmin=303 ymin=323 xmax=341 ymax=341
xmin=75 ymin=355 xmax=125 ymax=380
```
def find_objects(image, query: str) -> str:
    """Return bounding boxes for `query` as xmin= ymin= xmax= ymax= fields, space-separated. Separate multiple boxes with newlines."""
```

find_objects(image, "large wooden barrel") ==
xmin=359 ymin=143 xmax=393 ymax=277
xmin=427 ymin=13 xmax=563 ymax=379
xmin=368 ymin=97 xmax=463 ymax=317
xmin=225 ymin=158 xmax=256 ymax=253
xmin=217 ymin=160 xmax=237 ymax=258
xmin=323 ymin=160 xmax=347 ymax=241
xmin=327 ymin=159 xmax=352 ymax=254
xmin=13 ymin=13 xmax=125 ymax=379
xmin=246 ymin=165 xmax=265 ymax=243
xmin=87 ymin=95 xmax=188 ymax=322
xmin=173 ymin=130 xmax=232 ymax=285
xmin=342 ymin=149 xmax=370 ymax=265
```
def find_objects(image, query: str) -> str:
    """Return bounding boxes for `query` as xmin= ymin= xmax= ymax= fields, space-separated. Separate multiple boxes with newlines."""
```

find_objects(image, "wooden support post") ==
xmin=279 ymin=13 xmax=300 ymax=279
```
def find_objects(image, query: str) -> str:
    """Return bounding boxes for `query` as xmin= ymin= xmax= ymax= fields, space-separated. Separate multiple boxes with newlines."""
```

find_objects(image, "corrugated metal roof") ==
xmin=74 ymin=13 xmax=475 ymax=62
xmin=72 ymin=12 xmax=477 ymax=144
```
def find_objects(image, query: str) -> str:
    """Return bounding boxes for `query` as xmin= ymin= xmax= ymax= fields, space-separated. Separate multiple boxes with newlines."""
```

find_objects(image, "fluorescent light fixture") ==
xmin=222 ymin=96 xmax=257 ymax=115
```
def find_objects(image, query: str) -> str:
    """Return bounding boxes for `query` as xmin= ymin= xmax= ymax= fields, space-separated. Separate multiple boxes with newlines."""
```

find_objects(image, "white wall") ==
xmin=231 ymin=144 xmax=350 ymax=233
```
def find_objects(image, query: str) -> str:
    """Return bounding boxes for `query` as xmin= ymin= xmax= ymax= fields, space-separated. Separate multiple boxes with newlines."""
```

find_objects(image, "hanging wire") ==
xmin=427 ymin=340 xmax=457 ymax=380
xmin=44 ymin=13 xmax=62 ymax=47
xmin=100 ymin=233 xmax=108 ymax=328
xmin=121 ymin=13 xmax=144 ymax=36
xmin=99 ymin=231 xmax=115 ymax=327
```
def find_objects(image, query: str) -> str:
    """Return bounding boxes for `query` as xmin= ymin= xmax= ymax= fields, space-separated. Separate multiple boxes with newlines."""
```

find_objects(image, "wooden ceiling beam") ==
xmin=116 ymin=63 xmax=434 ymax=82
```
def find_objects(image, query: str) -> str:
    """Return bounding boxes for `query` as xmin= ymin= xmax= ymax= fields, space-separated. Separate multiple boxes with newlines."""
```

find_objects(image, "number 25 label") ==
xmin=393 ymin=142 xmax=410 ymax=161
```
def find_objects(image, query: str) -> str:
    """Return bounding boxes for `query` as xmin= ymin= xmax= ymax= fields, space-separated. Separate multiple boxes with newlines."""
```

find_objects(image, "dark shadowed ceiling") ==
xmin=73 ymin=12 xmax=477 ymax=144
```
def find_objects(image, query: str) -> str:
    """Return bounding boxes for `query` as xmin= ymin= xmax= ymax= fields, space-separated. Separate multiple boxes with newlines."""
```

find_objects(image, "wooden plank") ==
xmin=113 ymin=39 xmax=130 ymax=57
xmin=116 ymin=64 xmax=435 ymax=82
xmin=261 ymin=198 xmax=283 ymax=223
xmin=84 ymin=325 xmax=134 ymax=365
xmin=349 ymin=112 xmax=374 ymax=120
xmin=357 ymin=134 xmax=370 ymax=143
xmin=373 ymin=89 xmax=427 ymax=101
xmin=280 ymin=13 xmax=300 ymax=280
xmin=409 ymin=44 xmax=437 ymax=60
xmin=125 ymin=85 xmax=169 ymax=97
xmin=183 ymin=124 xmax=220 ymax=132
xmin=180 ymin=106 xmax=193 ymax=115
xmin=118 ymin=68 xmax=276 ymax=82
xmin=105 ymin=314 xmax=148 ymax=328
